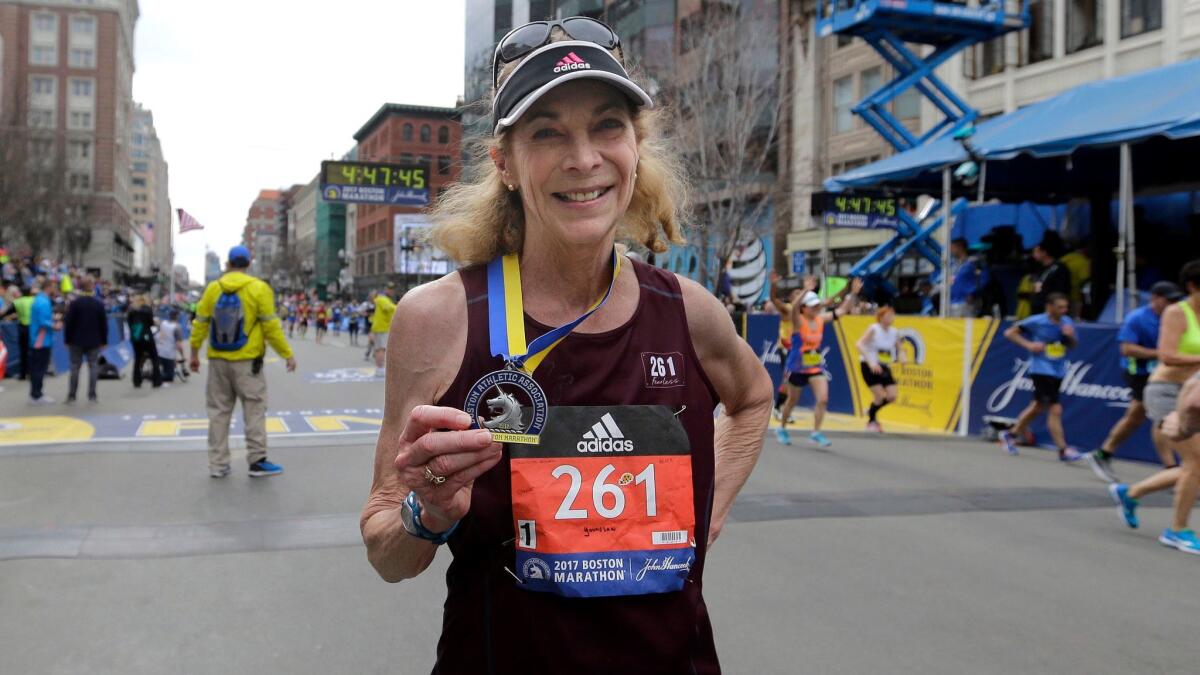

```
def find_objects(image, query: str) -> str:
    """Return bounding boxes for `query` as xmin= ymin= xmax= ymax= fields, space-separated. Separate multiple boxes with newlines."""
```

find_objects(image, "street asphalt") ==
xmin=2 ymin=335 xmax=1198 ymax=674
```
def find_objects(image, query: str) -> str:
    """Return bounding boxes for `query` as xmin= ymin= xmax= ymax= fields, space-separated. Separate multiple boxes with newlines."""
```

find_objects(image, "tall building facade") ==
xmin=242 ymin=188 xmax=282 ymax=279
xmin=785 ymin=0 xmax=1200 ymax=277
xmin=129 ymin=102 xmax=171 ymax=278
xmin=0 ymin=0 xmax=139 ymax=280
xmin=351 ymin=103 xmax=462 ymax=291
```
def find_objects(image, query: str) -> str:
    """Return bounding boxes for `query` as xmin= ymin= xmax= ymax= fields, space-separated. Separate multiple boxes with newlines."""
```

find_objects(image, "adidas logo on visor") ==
xmin=553 ymin=52 xmax=592 ymax=74
xmin=576 ymin=412 xmax=634 ymax=453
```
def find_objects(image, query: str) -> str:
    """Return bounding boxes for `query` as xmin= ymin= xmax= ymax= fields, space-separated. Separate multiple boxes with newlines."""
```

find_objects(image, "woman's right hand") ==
xmin=393 ymin=405 xmax=503 ymax=531
xmin=869 ymin=362 xmax=883 ymax=375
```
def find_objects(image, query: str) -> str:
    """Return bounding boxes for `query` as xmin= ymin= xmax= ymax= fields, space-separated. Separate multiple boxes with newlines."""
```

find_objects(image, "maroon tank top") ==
xmin=431 ymin=258 xmax=721 ymax=675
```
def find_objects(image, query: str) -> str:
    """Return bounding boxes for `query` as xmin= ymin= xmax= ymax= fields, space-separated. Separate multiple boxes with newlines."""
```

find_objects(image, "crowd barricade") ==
xmin=745 ymin=313 xmax=1156 ymax=464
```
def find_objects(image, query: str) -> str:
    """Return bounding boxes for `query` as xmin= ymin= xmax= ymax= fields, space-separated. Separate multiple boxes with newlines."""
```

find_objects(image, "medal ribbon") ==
xmin=487 ymin=249 xmax=621 ymax=373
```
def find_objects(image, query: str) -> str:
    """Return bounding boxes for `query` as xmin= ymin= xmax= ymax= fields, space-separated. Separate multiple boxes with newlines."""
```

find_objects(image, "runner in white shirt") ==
xmin=154 ymin=309 xmax=184 ymax=385
xmin=855 ymin=306 xmax=903 ymax=433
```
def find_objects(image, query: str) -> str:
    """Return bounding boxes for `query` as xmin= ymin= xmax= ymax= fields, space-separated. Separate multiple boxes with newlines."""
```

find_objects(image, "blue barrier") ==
xmin=967 ymin=322 xmax=1154 ymax=463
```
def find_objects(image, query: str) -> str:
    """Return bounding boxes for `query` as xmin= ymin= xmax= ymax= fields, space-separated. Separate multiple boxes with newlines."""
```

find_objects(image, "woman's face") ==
xmin=499 ymin=81 xmax=638 ymax=250
xmin=880 ymin=309 xmax=895 ymax=327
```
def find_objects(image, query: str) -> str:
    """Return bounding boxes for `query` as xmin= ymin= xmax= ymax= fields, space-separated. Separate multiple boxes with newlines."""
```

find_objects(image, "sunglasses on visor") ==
xmin=492 ymin=16 xmax=622 ymax=87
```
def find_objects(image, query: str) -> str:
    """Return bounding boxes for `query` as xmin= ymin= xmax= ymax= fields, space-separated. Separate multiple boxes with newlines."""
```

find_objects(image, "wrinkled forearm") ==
xmin=361 ymin=504 xmax=438 ymax=583
xmin=710 ymin=378 xmax=772 ymax=532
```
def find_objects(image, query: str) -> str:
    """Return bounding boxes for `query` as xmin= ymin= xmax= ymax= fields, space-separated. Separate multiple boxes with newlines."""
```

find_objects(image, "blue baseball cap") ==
xmin=228 ymin=245 xmax=251 ymax=265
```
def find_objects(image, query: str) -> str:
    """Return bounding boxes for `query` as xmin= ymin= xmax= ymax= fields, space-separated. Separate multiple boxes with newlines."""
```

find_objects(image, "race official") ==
xmin=360 ymin=18 xmax=772 ymax=673
xmin=370 ymin=282 xmax=397 ymax=373
xmin=190 ymin=246 xmax=295 ymax=478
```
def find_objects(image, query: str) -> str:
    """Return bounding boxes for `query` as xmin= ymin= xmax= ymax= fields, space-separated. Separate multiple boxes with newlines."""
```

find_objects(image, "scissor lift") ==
xmin=816 ymin=1 xmax=1029 ymax=281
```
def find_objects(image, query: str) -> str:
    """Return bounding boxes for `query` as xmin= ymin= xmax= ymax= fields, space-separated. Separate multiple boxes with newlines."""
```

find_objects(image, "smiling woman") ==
xmin=361 ymin=17 xmax=773 ymax=675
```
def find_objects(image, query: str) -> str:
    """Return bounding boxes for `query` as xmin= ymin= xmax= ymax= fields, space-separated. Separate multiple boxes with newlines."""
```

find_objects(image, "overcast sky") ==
xmin=133 ymin=0 xmax=466 ymax=282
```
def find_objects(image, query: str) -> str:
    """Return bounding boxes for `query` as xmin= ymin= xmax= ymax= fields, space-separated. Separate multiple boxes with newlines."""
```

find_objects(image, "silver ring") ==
xmin=424 ymin=466 xmax=447 ymax=485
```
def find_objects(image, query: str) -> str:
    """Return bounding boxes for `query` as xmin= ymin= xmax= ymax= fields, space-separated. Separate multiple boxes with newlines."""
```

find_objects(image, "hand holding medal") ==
xmin=393 ymin=405 xmax=503 ymax=530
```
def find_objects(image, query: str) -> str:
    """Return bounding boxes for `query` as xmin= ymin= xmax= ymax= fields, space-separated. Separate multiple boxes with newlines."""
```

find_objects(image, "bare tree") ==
xmin=664 ymin=1 xmax=788 ymax=286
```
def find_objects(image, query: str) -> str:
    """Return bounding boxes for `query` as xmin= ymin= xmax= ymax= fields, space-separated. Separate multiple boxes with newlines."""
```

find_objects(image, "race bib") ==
xmin=509 ymin=405 xmax=695 ymax=598
xmin=801 ymin=351 xmax=823 ymax=367
xmin=877 ymin=350 xmax=893 ymax=364
xmin=1045 ymin=342 xmax=1066 ymax=359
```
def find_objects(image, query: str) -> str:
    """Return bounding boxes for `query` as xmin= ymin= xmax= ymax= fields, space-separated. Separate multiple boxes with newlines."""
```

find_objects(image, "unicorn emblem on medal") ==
xmin=464 ymin=367 xmax=549 ymax=445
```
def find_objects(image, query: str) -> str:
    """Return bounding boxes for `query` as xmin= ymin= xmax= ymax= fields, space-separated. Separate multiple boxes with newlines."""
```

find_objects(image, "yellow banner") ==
xmin=832 ymin=316 xmax=998 ymax=432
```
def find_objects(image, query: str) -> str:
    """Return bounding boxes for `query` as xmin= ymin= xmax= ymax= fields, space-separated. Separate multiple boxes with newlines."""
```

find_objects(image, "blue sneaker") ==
xmin=999 ymin=430 xmax=1018 ymax=455
xmin=1159 ymin=529 xmax=1200 ymax=555
xmin=1107 ymin=483 xmax=1138 ymax=529
xmin=248 ymin=459 xmax=284 ymax=477
xmin=810 ymin=431 xmax=832 ymax=448
xmin=775 ymin=428 xmax=791 ymax=446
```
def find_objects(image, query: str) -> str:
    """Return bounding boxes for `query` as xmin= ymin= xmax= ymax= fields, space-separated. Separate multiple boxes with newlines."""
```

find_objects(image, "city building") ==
xmin=785 ymin=0 xmax=1200 ymax=278
xmin=129 ymin=102 xmax=172 ymax=279
xmin=0 ymin=0 xmax=139 ymax=280
xmin=351 ymin=103 xmax=462 ymax=291
xmin=242 ymin=188 xmax=283 ymax=279
xmin=286 ymin=176 xmax=318 ymax=290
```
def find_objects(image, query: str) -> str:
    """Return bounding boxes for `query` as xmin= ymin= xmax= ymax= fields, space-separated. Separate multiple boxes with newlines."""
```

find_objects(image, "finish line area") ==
xmin=0 ymin=408 xmax=383 ymax=449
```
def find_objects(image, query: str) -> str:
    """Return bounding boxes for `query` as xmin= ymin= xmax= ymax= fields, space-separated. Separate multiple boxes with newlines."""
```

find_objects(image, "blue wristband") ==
xmin=403 ymin=491 xmax=460 ymax=545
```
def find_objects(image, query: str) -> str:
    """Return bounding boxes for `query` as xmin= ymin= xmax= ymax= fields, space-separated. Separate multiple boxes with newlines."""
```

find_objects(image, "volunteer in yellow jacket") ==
xmin=371 ymin=282 xmax=397 ymax=374
xmin=189 ymin=245 xmax=296 ymax=478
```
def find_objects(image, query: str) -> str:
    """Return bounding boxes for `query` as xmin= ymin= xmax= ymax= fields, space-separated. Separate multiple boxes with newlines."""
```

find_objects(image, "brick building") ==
xmin=241 ymin=188 xmax=283 ymax=279
xmin=351 ymin=103 xmax=461 ymax=292
xmin=0 ymin=0 xmax=139 ymax=280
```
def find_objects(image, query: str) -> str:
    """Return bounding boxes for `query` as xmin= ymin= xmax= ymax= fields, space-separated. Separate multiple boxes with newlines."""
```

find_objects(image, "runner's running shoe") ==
xmin=210 ymin=465 xmax=231 ymax=478
xmin=249 ymin=459 xmax=284 ymax=477
xmin=1085 ymin=451 xmax=1118 ymax=483
xmin=1107 ymin=483 xmax=1138 ymax=529
xmin=999 ymin=430 xmax=1018 ymax=455
xmin=775 ymin=428 xmax=791 ymax=446
xmin=1159 ymin=529 xmax=1200 ymax=555
xmin=1058 ymin=447 xmax=1085 ymax=463
xmin=866 ymin=421 xmax=882 ymax=433
xmin=810 ymin=431 xmax=832 ymax=448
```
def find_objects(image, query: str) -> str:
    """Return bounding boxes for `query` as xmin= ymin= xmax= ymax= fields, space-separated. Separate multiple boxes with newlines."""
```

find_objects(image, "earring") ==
xmin=507 ymin=184 xmax=516 ymax=192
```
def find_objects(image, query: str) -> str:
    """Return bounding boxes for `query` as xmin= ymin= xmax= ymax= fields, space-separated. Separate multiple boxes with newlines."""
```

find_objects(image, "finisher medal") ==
xmin=466 ymin=250 xmax=622 ymax=445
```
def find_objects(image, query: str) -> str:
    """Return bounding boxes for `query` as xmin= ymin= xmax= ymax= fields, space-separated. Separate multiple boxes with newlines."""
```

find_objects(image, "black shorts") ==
xmin=788 ymin=371 xmax=824 ymax=388
xmin=860 ymin=362 xmax=896 ymax=387
xmin=1123 ymin=372 xmax=1149 ymax=402
xmin=316 ymin=320 xmax=327 ymax=329
xmin=1031 ymin=374 xmax=1062 ymax=405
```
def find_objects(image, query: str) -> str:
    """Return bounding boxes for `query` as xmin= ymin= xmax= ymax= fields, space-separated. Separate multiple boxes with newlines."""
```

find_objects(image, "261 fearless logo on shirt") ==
xmin=641 ymin=352 xmax=685 ymax=388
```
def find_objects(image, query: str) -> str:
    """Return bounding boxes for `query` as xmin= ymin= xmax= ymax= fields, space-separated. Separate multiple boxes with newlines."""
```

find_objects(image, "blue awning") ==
xmin=827 ymin=58 xmax=1200 ymax=197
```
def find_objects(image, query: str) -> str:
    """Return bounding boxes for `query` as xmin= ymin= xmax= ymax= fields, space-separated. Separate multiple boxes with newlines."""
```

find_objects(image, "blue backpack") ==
xmin=210 ymin=290 xmax=248 ymax=351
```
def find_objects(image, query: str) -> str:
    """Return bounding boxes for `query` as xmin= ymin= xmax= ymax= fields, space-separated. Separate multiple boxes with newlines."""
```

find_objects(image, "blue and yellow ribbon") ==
xmin=487 ymin=249 xmax=621 ymax=374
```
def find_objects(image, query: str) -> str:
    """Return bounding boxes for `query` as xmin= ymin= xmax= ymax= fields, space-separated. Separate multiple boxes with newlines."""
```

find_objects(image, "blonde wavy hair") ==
xmin=430 ymin=36 xmax=690 ymax=266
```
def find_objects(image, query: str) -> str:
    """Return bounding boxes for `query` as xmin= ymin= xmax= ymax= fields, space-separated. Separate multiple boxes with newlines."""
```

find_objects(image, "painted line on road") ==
xmin=0 ymin=487 xmax=1169 ymax=561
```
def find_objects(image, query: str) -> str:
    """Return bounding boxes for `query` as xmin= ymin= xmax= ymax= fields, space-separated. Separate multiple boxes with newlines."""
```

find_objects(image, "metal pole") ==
xmin=940 ymin=168 xmax=952 ymax=318
xmin=1116 ymin=144 xmax=1130 ymax=321
xmin=821 ymin=210 xmax=831 ymax=296
xmin=977 ymin=161 xmax=987 ymax=204
xmin=1123 ymin=144 xmax=1137 ymax=313
xmin=959 ymin=317 xmax=974 ymax=437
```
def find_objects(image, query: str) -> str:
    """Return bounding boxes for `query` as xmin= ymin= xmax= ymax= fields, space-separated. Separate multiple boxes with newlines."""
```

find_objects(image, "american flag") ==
xmin=178 ymin=208 xmax=205 ymax=234
xmin=142 ymin=222 xmax=154 ymax=245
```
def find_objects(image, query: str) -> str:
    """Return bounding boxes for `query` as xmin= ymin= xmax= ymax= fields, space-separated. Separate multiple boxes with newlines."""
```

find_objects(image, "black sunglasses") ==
xmin=492 ymin=16 xmax=621 ymax=88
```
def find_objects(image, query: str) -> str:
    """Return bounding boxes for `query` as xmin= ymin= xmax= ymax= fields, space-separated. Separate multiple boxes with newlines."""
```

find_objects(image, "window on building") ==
xmin=833 ymin=76 xmax=854 ymax=133
xmin=132 ymin=177 xmax=147 ymax=187
xmin=69 ymin=48 xmax=95 ymax=68
xmin=1121 ymin=0 xmax=1161 ymax=37
xmin=494 ymin=0 xmax=513 ymax=42
xmin=31 ymin=45 xmax=57 ymax=66
xmin=403 ymin=123 xmax=413 ymax=141
xmin=70 ymin=16 xmax=95 ymax=36
xmin=376 ymin=250 xmax=386 ymax=274
xmin=438 ymin=155 xmax=451 ymax=175
xmin=69 ymin=140 xmax=91 ymax=159
xmin=438 ymin=126 xmax=450 ymax=144
xmin=420 ymin=154 xmax=432 ymax=168
xmin=29 ymin=138 xmax=54 ymax=158
xmin=31 ymin=76 xmax=56 ymax=96
xmin=860 ymin=67 xmax=882 ymax=101
xmin=68 ymin=172 xmax=91 ymax=190
xmin=967 ymin=37 xmax=1006 ymax=79
xmin=132 ymin=161 xmax=148 ymax=172
xmin=1066 ymin=0 xmax=1104 ymax=54
xmin=70 ymin=78 xmax=93 ymax=97
xmin=29 ymin=108 xmax=54 ymax=128
xmin=367 ymin=253 xmax=376 ymax=275
xmin=1023 ymin=0 xmax=1054 ymax=65
xmin=69 ymin=110 xmax=93 ymax=129
xmin=33 ymin=13 xmax=57 ymax=33
xmin=894 ymin=85 xmax=921 ymax=119
xmin=420 ymin=124 xmax=432 ymax=143
xmin=837 ymin=35 xmax=854 ymax=49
